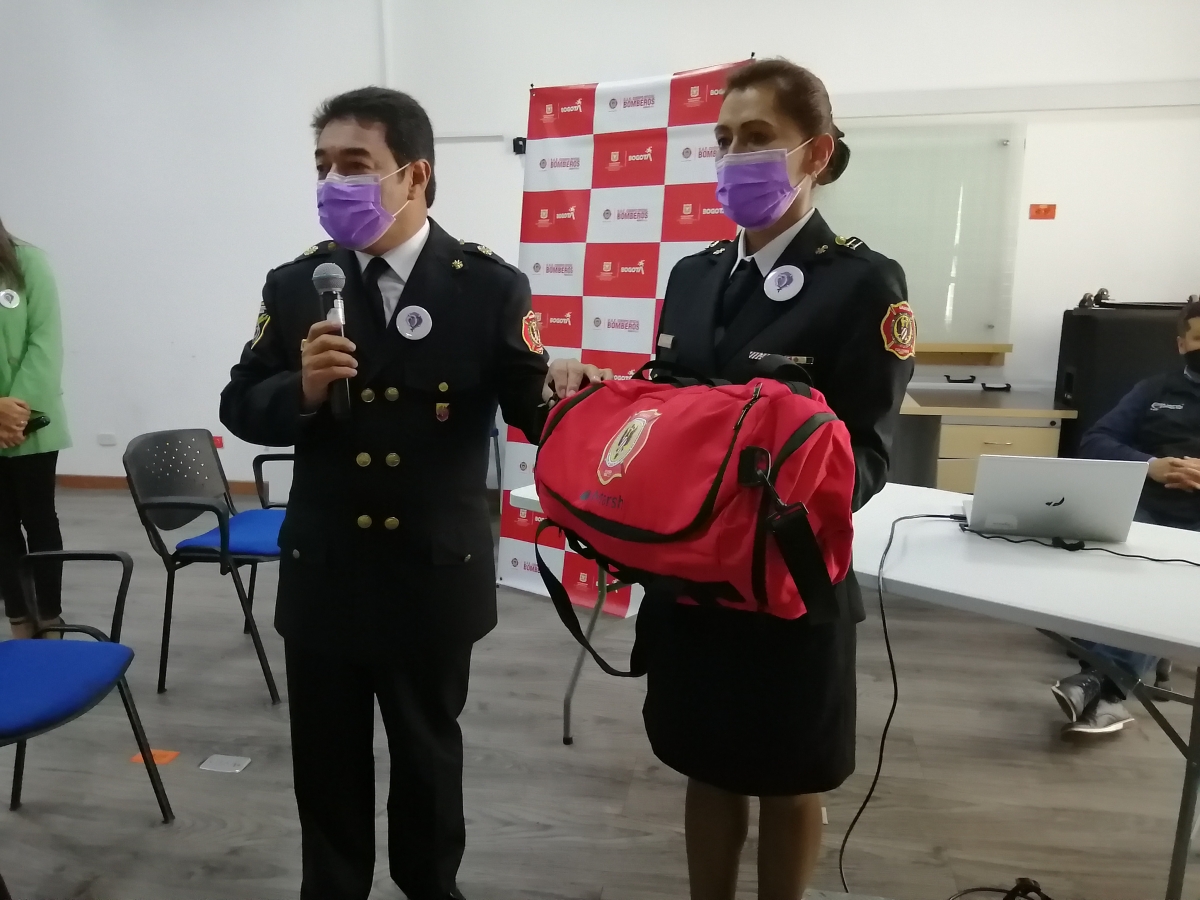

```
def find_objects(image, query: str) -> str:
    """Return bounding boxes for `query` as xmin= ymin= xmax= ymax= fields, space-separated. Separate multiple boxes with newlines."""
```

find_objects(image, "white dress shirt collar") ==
xmin=733 ymin=206 xmax=817 ymax=277
xmin=354 ymin=217 xmax=431 ymax=284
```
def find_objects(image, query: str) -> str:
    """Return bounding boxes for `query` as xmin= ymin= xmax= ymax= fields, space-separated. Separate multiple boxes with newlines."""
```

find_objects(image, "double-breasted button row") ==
xmin=355 ymin=452 xmax=401 ymax=467
xmin=360 ymin=387 xmax=402 ymax=403
xmin=357 ymin=515 xmax=400 ymax=530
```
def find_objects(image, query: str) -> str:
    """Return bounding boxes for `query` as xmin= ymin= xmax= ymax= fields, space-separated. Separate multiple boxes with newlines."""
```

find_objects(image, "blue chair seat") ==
xmin=0 ymin=640 xmax=134 ymax=740
xmin=175 ymin=507 xmax=285 ymax=557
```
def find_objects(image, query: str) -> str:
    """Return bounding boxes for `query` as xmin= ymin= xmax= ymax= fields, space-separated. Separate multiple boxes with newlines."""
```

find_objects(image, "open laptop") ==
xmin=963 ymin=455 xmax=1148 ymax=543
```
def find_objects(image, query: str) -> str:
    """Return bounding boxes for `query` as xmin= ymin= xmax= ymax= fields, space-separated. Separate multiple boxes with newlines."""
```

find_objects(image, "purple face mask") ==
xmin=715 ymin=142 xmax=810 ymax=230
xmin=316 ymin=166 xmax=408 ymax=249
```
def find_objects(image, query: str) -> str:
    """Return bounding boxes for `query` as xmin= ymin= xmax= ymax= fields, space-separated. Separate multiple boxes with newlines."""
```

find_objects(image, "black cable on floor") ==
xmin=837 ymin=512 xmax=965 ymax=894
xmin=946 ymin=889 xmax=1009 ymax=900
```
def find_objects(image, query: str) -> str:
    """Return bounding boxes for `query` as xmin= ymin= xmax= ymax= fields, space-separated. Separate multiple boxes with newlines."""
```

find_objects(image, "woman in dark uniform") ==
xmin=641 ymin=58 xmax=915 ymax=899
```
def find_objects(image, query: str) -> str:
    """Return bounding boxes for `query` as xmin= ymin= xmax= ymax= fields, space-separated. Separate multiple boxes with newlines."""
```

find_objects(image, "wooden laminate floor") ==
xmin=1 ymin=489 xmax=1197 ymax=900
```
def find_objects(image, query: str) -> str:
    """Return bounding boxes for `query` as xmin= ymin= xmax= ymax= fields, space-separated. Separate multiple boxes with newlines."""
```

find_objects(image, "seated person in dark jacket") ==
xmin=1052 ymin=300 xmax=1200 ymax=736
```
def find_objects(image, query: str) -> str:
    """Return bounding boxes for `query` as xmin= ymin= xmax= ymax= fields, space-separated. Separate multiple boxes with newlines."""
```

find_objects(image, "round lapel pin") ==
xmin=0 ymin=290 xmax=20 ymax=309
xmin=396 ymin=305 xmax=433 ymax=340
xmin=764 ymin=265 xmax=804 ymax=302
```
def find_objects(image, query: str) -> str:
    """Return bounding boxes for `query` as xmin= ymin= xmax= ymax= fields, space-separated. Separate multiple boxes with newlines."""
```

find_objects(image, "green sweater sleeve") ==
xmin=9 ymin=245 xmax=64 ymax=411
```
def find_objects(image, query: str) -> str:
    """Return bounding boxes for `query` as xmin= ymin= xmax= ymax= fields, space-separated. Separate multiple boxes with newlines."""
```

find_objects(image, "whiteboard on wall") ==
xmin=818 ymin=122 xmax=1025 ymax=346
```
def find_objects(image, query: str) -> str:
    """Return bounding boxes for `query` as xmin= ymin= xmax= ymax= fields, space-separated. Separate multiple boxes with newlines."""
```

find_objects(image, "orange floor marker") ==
xmin=130 ymin=749 xmax=179 ymax=765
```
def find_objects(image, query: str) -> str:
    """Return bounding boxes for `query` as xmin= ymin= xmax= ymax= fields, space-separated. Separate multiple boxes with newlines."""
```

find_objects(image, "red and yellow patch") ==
xmin=521 ymin=309 xmax=544 ymax=354
xmin=881 ymin=301 xmax=916 ymax=360
xmin=597 ymin=409 xmax=662 ymax=486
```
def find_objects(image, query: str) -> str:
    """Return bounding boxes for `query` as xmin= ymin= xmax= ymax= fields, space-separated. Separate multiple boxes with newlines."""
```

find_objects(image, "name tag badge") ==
xmin=658 ymin=333 xmax=674 ymax=349
xmin=748 ymin=351 xmax=815 ymax=366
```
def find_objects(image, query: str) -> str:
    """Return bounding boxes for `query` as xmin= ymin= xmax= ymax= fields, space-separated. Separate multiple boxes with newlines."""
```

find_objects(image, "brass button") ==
xmin=438 ymin=382 xmax=449 ymax=393
xmin=384 ymin=517 xmax=400 ymax=530
xmin=356 ymin=452 xmax=371 ymax=467
xmin=357 ymin=515 xmax=373 ymax=529
xmin=386 ymin=452 xmax=400 ymax=467
xmin=385 ymin=387 xmax=400 ymax=402
xmin=361 ymin=388 xmax=376 ymax=402
xmin=291 ymin=549 xmax=300 ymax=560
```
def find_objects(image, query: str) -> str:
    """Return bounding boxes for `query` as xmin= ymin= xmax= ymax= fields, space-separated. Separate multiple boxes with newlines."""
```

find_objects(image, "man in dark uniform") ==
xmin=1052 ymin=300 xmax=1200 ymax=736
xmin=219 ymin=87 xmax=605 ymax=900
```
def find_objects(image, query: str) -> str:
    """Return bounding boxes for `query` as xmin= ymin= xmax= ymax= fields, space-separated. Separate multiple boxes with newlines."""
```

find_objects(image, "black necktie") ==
xmin=363 ymin=256 xmax=390 ymax=329
xmin=719 ymin=259 xmax=759 ymax=328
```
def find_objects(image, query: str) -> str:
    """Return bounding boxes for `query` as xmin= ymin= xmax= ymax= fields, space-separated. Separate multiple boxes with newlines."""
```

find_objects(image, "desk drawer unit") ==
xmin=936 ymin=424 xmax=1061 ymax=493
xmin=938 ymin=424 xmax=1061 ymax=459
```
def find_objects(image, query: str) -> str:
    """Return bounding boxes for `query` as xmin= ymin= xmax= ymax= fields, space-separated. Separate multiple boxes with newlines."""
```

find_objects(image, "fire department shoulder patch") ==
xmin=251 ymin=300 xmax=270 ymax=349
xmin=521 ymin=309 xmax=544 ymax=354
xmin=881 ymin=301 xmax=916 ymax=360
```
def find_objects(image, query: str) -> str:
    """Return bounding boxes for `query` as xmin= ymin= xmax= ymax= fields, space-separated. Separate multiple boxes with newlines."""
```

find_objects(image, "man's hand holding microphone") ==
xmin=301 ymin=319 xmax=358 ymax=412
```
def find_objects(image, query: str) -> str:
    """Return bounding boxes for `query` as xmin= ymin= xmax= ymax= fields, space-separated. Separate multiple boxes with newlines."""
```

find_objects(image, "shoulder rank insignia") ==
xmin=713 ymin=246 xmax=727 ymax=255
xmin=881 ymin=301 xmax=916 ymax=360
xmin=815 ymin=244 xmax=829 ymax=255
xmin=451 ymin=259 xmax=464 ymax=270
xmin=296 ymin=241 xmax=336 ymax=261
xmin=462 ymin=242 xmax=515 ymax=269
xmin=835 ymin=235 xmax=864 ymax=250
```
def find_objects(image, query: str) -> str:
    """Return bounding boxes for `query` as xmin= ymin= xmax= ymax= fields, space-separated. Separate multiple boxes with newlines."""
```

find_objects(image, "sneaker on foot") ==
xmin=1063 ymin=698 xmax=1134 ymax=735
xmin=1051 ymin=670 xmax=1103 ymax=722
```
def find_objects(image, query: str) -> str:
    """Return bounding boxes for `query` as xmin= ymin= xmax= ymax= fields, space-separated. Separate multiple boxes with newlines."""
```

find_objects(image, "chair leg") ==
xmin=243 ymin=562 xmax=257 ymax=635
xmin=9 ymin=741 xmax=25 ymax=811
xmin=0 ymin=865 xmax=12 ymax=900
xmin=117 ymin=678 xmax=174 ymax=824
xmin=230 ymin=566 xmax=279 ymax=704
xmin=158 ymin=567 xmax=176 ymax=694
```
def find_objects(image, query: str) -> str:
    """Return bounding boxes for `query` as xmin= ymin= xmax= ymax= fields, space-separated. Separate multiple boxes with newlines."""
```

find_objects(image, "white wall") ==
xmin=0 ymin=0 xmax=382 ymax=479
xmin=390 ymin=0 xmax=1200 ymax=137
xmin=1002 ymin=108 xmax=1200 ymax=386
xmin=1 ymin=0 xmax=1198 ymax=478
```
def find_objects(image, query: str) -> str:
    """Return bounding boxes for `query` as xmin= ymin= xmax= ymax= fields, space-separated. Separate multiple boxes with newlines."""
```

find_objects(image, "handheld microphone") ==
xmin=312 ymin=262 xmax=351 ymax=421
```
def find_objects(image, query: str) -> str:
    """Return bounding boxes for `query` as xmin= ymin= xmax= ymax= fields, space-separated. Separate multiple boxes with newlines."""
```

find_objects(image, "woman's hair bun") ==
xmin=821 ymin=134 xmax=850 ymax=185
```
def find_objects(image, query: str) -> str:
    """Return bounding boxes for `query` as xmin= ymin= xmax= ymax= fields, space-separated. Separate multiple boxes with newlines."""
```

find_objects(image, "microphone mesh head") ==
xmin=312 ymin=262 xmax=346 ymax=293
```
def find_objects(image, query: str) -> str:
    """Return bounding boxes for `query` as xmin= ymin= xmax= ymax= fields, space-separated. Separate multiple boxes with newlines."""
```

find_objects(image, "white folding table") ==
xmin=508 ymin=481 xmax=1200 ymax=899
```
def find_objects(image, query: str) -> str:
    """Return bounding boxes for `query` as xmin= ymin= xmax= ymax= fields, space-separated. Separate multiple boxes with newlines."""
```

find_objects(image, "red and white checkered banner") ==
xmin=497 ymin=60 xmax=748 ymax=617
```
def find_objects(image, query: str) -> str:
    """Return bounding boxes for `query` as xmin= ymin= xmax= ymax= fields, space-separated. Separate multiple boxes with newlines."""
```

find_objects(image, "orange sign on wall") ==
xmin=1029 ymin=204 xmax=1057 ymax=220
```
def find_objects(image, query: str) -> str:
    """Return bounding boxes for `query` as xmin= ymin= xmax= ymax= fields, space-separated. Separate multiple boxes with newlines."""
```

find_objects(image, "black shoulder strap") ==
xmin=535 ymin=521 xmax=642 ymax=678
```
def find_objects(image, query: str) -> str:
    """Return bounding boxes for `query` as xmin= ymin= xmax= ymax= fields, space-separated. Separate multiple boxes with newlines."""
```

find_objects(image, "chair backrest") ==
xmin=123 ymin=429 xmax=232 ymax=531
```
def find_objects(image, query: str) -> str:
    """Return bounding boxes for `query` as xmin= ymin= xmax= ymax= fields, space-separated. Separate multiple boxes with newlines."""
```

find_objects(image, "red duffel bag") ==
xmin=534 ymin=358 xmax=856 ymax=676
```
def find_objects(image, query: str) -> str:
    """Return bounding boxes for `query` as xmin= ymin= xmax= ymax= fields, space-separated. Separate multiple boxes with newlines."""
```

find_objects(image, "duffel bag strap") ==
xmin=535 ymin=520 xmax=640 ymax=678
xmin=765 ymin=504 xmax=840 ymax=623
xmin=740 ymin=446 xmax=840 ymax=623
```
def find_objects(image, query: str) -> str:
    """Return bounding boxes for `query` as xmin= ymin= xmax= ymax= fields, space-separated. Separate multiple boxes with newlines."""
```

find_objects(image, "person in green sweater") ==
xmin=0 ymin=216 xmax=70 ymax=639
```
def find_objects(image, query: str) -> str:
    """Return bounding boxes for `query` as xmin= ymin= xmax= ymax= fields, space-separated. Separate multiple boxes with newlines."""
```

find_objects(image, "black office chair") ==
xmin=123 ymin=429 xmax=291 ymax=704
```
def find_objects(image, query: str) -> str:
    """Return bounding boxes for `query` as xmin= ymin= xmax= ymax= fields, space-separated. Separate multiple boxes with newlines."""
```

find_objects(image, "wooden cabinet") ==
xmin=936 ymin=424 xmax=1062 ymax=493
xmin=900 ymin=390 xmax=1076 ymax=495
xmin=938 ymin=424 xmax=1062 ymax=460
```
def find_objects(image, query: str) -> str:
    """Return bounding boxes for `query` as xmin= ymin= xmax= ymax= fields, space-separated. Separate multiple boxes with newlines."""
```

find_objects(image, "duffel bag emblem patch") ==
xmin=597 ymin=408 xmax=662 ymax=486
